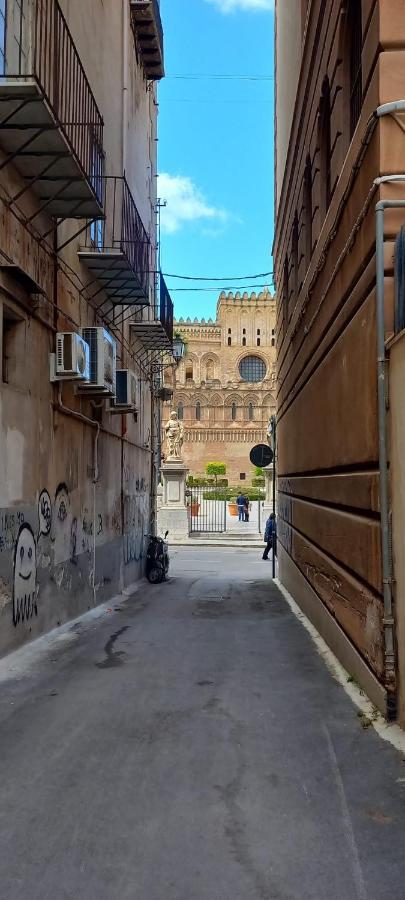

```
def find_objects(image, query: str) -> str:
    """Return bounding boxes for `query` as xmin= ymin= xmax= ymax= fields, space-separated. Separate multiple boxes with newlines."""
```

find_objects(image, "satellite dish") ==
xmin=249 ymin=444 xmax=273 ymax=468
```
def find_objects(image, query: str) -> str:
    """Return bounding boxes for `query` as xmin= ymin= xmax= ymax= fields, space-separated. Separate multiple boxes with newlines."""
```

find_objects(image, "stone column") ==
xmin=157 ymin=460 xmax=189 ymax=540
xmin=262 ymin=468 xmax=275 ymax=522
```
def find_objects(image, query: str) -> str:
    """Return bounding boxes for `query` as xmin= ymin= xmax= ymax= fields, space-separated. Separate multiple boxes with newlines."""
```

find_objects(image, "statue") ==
xmin=165 ymin=410 xmax=184 ymax=460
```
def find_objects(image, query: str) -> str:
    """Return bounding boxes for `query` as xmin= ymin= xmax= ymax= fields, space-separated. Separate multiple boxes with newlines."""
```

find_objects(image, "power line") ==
xmin=166 ymin=74 xmax=274 ymax=81
xmin=169 ymin=284 xmax=272 ymax=293
xmin=162 ymin=271 xmax=273 ymax=282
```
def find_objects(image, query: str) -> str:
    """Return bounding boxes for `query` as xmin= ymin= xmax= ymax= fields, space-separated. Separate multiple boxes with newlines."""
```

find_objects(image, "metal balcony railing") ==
xmin=130 ymin=0 xmax=164 ymax=80
xmin=0 ymin=0 xmax=104 ymax=217
xmin=130 ymin=274 xmax=174 ymax=351
xmin=78 ymin=176 xmax=151 ymax=306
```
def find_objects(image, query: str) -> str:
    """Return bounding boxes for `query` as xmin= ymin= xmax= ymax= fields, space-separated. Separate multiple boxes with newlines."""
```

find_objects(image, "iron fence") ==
xmin=188 ymin=486 xmax=227 ymax=535
xmin=2 ymin=0 xmax=104 ymax=203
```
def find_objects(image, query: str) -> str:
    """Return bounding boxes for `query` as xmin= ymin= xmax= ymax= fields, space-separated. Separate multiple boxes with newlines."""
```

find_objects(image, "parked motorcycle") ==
xmin=146 ymin=531 xmax=169 ymax=584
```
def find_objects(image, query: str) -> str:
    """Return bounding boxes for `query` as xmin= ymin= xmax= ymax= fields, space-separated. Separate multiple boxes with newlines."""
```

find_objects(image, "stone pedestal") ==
xmin=263 ymin=468 xmax=276 ymax=521
xmin=157 ymin=460 xmax=189 ymax=539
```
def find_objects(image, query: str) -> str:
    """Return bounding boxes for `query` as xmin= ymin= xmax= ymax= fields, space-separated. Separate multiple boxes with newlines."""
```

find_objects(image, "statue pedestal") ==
xmin=262 ymin=468 xmax=276 ymax=522
xmin=157 ymin=460 xmax=189 ymax=540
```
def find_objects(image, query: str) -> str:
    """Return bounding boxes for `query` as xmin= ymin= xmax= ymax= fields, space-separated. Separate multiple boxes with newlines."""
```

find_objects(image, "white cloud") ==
xmin=205 ymin=0 xmax=273 ymax=12
xmin=158 ymin=173 xmax=228 ymax=234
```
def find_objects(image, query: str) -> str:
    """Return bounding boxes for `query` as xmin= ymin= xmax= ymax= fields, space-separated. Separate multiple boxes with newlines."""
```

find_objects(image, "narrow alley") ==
xmin=0 ymin=549 xmax=404 ymax=900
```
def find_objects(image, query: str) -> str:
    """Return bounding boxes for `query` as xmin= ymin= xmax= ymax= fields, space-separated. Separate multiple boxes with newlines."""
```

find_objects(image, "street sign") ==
xmin=249 ymin=444 xmax=273 ymax=468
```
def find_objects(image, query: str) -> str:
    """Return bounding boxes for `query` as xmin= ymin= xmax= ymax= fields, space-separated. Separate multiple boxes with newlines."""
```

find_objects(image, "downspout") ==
xmin=122 ymin=0 xmax=130 ymax=175
xmin=375 ymin=194 xmax=405 ymax=718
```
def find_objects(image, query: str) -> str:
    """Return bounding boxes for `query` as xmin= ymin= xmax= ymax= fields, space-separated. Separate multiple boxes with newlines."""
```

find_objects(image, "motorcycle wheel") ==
xmin=147 ymin=565 xmax=164 ymax=585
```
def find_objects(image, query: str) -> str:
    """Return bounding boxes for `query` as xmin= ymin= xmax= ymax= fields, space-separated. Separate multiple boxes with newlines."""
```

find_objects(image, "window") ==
xmin=2 ymin=303 xmax=24 ymax=385
xmin=0 ymin=0 xmax=6 ymax=74
xmin=228 ymin=328 xmax=231 ymax=334
xmin=242 ymin=337 xmax=246 ymax=346
xmin=177 ymin=402 xmax=184 ymax=421
xmin=240 ymin=473 xmax=246 ymax=481
xmin=272 ymin=329 xmax=275 ymax=336
xmin=256 ymin=338 xmax=261 ymax=347
xmin=319 ymin=77 xmax=331 ymax=216
xmin=271 ymin=338 xmax=275 ymax=347
xmin=349 ymin=0 xmax=362 ymax=137
xmin=231 ymin=402 xmax=237 ymax=421
xmin=248 ymin=402 xmax=254 ymax=421
xmin=257 ymin=329 xmax=260 ymax=335
xmin=227 ymin=336 xmax=231 ymax=346
xmin=90 ymin=218 xmax=104 ymax=250
xmin=304 ymin=156 xmax=312 ymax=268
xmin=243 ymin=328 xmax=246 ymax=335
xmin=239 ymin=356 xmax=266 ymax=383
xmin=185 ymin=364 xmax=193 ymax=382
xmin=196 ymin=401 xmax=201 ymax=421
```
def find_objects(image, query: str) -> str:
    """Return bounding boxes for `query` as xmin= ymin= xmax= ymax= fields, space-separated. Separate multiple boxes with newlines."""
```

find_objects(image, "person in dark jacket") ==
xmin=237 ymin=493 xmax=246 ymax=522
xmin=263 ymin=513 xmax=276 ymax=560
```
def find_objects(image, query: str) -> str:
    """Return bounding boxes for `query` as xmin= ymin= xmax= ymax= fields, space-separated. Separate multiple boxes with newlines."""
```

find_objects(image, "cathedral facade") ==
xmin=163 ymin=289 xmax=277 ymax=485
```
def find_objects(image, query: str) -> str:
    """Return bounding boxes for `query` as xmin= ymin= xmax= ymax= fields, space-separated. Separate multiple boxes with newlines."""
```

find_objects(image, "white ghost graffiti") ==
xmin=13 ymin=524 xmax=38 ymax=626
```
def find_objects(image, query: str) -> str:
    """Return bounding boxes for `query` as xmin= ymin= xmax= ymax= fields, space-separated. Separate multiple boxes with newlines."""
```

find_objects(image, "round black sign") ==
xmin=249 ymin=444 xmax=273 ymax=468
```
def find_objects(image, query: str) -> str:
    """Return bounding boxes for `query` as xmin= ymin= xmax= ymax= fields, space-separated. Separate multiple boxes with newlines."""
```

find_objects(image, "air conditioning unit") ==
xmin=78 ymin=327 xmax=117 ymax=397
xmin=109 ymin=370 xmax=138 ymax=414
xmin=50 ymin=332 xmax=90 ymax=382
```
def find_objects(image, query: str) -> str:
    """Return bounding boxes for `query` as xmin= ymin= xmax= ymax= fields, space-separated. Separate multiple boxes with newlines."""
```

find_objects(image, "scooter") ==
xmin=146 ymin=531 xmax=169 ymax=584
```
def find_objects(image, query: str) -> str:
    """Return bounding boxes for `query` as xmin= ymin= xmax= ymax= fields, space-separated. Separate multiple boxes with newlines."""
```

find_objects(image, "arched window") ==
xmin=231 ymin=402 xmax=237 ymax=421
xmin=196 ymin=401 xmax=201 ymax=421
xmin=304 ymin=156 xmax=312 ymax=268
xmin=248 ymin=402 xmax=254 ymax=421
xmin=242 ymin=337 xmax=246 ymax=346
xmin=256 ymin=338 xmax=261 ymax=347
xmin=319 ymin=76 xmax=331 ymax=217
xmin=206 ymin=359 xmax=215 ymax=380
xmin=227 ymin=336 xmax=231 ymax=346
xmin=185 ymin=363 xmax=193 ymax=382
xmin=177 ymin=402 xmax=184 ymax=421
xmin=349 ymin=0 xmax=362 ymax=137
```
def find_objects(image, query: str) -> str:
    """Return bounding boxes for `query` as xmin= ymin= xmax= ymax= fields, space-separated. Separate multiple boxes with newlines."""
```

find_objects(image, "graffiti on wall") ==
xmin=0 ymin=510 xmax=25 ymax=553
xmin=13 ymin=524 xmax=38 ymax=626
xmin=38 ymin=490 xmax=52 ymax=537
xmin=123 ymin=486 xmax=149 ymax=566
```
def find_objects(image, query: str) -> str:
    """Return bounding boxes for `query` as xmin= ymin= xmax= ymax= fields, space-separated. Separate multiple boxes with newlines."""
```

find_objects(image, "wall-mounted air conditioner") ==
xmin=109 ymin=370 xmax=138 ymax=414
xmin=78 ymin=327 xmax=117 ymax=397
xmin=50 ymin=332 xmax=90 ymax=383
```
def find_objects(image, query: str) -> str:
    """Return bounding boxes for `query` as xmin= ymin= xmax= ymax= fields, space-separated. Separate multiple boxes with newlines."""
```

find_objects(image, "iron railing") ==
xmin=84 ymin=176 xmax=151 ymax=301
xmin=2 ymin=0 xmax=104 ymax=203
xmin=159 ymin=273 xmax=173 ymax=343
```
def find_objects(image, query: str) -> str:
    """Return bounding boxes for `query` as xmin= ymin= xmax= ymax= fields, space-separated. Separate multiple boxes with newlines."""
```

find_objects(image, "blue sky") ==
xmin=158 ymin=0 xmax=274 ymax=321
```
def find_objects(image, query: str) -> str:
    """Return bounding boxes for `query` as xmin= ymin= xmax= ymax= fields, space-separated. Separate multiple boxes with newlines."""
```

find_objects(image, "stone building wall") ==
xmin=163 ymin=290 xmax=277 ymax=485
xmin=274 ymin=0 xmax=405 ymax=721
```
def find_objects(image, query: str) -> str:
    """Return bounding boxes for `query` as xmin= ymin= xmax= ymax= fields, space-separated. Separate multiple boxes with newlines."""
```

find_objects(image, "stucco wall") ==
xmin=0 ymin=0 xmax=160 ymax=656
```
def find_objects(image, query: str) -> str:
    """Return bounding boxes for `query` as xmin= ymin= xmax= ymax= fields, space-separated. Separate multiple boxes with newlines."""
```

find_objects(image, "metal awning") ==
xmin=130 ymin=321 xmax=172 ymax=350
xmin=78 ymin=248 xmax=148 ymax=305
xmin=0 ymin=81 xmax=103 ymax=219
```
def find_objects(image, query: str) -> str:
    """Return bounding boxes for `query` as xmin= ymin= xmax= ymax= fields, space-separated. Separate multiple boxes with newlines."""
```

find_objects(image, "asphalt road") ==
xmin=1 ymin=548 xmax=405 ymax=900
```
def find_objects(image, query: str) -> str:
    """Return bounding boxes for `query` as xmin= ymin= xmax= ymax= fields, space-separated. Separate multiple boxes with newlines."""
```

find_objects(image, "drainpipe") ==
xmin=375 ymin=194 xmax=405 ymax=716
xmin=122 ymin=0 xmax=130 ymax=175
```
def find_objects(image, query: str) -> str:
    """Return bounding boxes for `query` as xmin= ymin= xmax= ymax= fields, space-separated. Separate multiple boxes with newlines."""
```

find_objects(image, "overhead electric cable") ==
xmin=162 ymin=271 xmax=273 ymax=281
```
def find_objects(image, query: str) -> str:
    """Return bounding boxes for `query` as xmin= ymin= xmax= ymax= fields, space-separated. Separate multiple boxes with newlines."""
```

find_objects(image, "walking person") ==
xmin=263 ymin=512 xmax=276 ymax=560
xmin=237 ymin=492 xmax=246 ymax=522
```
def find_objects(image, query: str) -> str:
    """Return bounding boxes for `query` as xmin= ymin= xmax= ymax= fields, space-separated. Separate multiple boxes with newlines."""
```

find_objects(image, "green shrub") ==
xmin=252 ymin=476 xmax=265 ymax=487
xmin=206 ymin=462 xmax=226 ymax=478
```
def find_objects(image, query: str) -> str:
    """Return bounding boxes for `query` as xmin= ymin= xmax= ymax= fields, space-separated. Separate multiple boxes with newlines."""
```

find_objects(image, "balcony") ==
xmin=0 ymin=0 xmax=104 ymax=218
xmin=130 ymin=274 xmax=173 ymax=350
xmin=78 ymin=176 xmax=151 ymax=307
xmin=130 ymin=0 xmax=164 ymax=80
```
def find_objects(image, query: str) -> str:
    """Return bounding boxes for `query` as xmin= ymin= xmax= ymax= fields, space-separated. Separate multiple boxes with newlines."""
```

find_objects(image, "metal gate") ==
xmin=189 ymin=486 xmax=227 ymax=534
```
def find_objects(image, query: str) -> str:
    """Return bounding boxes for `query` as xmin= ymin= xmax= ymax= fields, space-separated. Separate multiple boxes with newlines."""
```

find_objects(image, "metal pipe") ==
xmin=375 ymin=197 xmax=405 ymax=709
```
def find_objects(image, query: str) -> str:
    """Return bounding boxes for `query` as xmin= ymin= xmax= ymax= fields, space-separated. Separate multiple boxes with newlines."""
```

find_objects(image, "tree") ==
xmin=206 ymin=462 xmax=226 ymax=487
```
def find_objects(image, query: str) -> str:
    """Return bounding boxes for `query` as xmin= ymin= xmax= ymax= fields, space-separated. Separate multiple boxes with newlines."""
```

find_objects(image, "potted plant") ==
xmin=187 ymin=493 xmax=200 ymax=517
xmin=228 ymin=496 xmax=238 ymax=516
